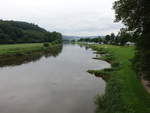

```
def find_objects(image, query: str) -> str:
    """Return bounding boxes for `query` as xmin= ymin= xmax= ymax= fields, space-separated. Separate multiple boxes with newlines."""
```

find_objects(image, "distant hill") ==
xmin=63 ymin=35 xmax=99 ymax=40
xmin=0 ymin=20 xmax=62 ymax=44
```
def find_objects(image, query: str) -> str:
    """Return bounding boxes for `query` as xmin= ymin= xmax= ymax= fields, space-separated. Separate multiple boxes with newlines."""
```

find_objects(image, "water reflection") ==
xmin=0 ymin=45 xmax=62 ymax=67
xmin=0 ymin=44 xmax=110 ymax=113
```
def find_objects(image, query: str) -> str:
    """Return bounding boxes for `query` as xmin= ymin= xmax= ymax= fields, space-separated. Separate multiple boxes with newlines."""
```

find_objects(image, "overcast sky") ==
xmin=0 ymin=0 xmax=123 ymax=36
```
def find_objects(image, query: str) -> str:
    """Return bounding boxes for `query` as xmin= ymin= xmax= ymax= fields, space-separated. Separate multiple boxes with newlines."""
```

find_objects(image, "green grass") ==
xmin=87 ymin=44 xmax=150 ymax=113
xmin=0 ymin=43 xmax=62 ymax=67
xmin=0 ymin=43 xmax=55 ymax=56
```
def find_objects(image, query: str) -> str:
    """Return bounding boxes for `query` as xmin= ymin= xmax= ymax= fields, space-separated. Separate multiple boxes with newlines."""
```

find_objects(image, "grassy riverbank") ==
xmin=87 ymin=44 xmax=150 ymax=113
xmin=0 ymin=43 xmax=62 ymax=67
xmin=0 ymin=43 xmax=60 ymax=56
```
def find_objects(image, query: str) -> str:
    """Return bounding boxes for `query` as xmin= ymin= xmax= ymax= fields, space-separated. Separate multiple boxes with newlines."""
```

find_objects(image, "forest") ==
xmin=0 ymin=20 xmax=62 ymax=44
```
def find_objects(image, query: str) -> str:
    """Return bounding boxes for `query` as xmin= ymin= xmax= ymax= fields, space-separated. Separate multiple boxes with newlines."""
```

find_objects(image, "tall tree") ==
xmin=113 ymin=0 xmax=150 ymax=79
xmin=110 ymin=33 xmax=115 ymax=44
xmin=105 ymin=35 xmax=111 ymax=44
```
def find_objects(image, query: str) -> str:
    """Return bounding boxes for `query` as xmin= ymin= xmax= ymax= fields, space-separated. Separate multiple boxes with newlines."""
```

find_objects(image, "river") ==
xmin=0 ymin=44 xmax=110 ymax=113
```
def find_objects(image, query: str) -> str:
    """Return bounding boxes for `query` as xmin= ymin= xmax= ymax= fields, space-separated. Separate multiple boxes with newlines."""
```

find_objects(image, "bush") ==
xmin=43 ymin=42 xmax=49 ymax=47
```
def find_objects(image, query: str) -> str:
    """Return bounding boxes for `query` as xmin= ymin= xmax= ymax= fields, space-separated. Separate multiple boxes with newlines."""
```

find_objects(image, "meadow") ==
xmin=87 ymin=44 xmax=150 ymax=113
xmin=0 ymin=43 xmax=54 ymax=56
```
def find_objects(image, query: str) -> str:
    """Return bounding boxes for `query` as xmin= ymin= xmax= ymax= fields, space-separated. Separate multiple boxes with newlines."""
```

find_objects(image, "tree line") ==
xmin=0 ymin=20 xmax=62 ymax=44
xmin=78 ymin=28 xmax=136 ymax=46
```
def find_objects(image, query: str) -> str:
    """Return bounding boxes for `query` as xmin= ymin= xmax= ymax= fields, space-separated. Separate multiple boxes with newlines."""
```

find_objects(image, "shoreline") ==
xmin=0 ymin=43 xmax=62 ymax=67
xmin=0 ymin=43 xmax=62 ymax=56
xmin=85 ymin=44 xmax=150 ymax=113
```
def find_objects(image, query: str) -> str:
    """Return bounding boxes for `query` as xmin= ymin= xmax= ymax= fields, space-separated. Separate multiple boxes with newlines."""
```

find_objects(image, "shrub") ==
xmin=43 ymin=42 xmax=49 ymax=47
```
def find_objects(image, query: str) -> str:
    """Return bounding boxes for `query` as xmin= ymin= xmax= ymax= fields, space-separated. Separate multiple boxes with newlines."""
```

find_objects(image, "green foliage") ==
xmin=78 ymin=36 xmax=103 ymax=44
xmin=87 ymin=44 xmax=150 ymax=113
xmin=0 ymin=43 xmax=62 ymax=67
xmin=78 ymin=32 xmax=135 ymax=46
xmin=88 ymin=68 xmax=113 ymax=81
xmin=113 ymin=0 xmax=150 ymax=80
xmin=0 ymin=20 xmax=63 ymax=44
xmin=105 ymin=35 xmax=111 ymax=44
xmin=43 ymin=42 xmax=49 ymax=47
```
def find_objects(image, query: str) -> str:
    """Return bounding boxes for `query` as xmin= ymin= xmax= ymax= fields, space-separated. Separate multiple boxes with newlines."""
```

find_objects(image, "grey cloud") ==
xmin=0 ymin=0 xmax=123 ymax=36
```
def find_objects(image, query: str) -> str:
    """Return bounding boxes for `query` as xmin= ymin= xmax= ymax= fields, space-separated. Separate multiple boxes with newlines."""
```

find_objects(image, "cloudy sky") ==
xmin=0 ymin=0 xmax=123 ymax=36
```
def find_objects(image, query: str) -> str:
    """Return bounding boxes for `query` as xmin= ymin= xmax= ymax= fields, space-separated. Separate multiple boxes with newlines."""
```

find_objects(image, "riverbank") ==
xmin=86 ymin=44 xmax=150 ymax=113
xmin=0 ymin=43 xmax=62 ymax=67
xmin=0 ymin=43 xmax=61 ymax=56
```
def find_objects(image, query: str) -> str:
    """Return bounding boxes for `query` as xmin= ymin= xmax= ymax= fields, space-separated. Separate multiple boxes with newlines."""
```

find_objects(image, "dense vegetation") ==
xmin=0 ymin=20 xmax=62 ymax=44
xmin=78 ymin=30 xmax=135 ymax=46
xmin=113 ymin=0 xmax=150 ymax=80
xmin=85 ymin=44 xmax=150 ymax=113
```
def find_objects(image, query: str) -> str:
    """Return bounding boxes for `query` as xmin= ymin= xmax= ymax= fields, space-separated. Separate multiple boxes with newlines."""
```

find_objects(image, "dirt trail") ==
xmin=141 ymin=76 xmax=150 ymax=94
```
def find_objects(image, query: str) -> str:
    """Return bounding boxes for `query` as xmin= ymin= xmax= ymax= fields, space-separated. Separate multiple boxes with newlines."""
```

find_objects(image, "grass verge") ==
xmin=87 ymin=44 xmax=150 ymax=113
xmin=0 ymin=43 xmax=62 ymax=67
xmin=0 ymin=43 xmax=61 ymax=56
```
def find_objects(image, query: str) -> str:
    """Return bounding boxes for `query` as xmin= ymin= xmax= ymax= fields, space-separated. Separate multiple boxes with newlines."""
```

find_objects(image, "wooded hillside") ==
xmin=0 ymin=20 xmax=62 ymax=44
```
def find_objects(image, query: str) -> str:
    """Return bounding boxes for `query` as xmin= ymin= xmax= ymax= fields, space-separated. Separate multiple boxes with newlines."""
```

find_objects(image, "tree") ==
xmin=113 ymin=0 xmax=150 ymax=80
xmin=105 ymin=35 xmax=111 ymax=44
xmin=97 ymin=36 xmax=103 ymax=44
xmin=0 ymin=33 xmax=10 ymax=44
xmin=117 ymin=28 xmax=129 ymax=45
xmin=110 ymin=33 xmax=115 ymax=44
